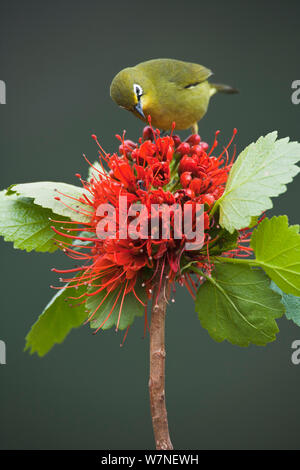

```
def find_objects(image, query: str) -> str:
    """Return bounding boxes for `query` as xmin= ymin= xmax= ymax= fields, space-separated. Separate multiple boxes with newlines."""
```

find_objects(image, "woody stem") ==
xmin=149 ymin=271 xmax=173 ymax=450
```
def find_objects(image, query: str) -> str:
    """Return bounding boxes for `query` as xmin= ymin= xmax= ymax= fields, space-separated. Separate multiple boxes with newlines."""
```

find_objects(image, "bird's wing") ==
xmin=164 ymin=60 xmax=213 ymax=89
xmin=138 ymin=59 xmax=213 ymax=89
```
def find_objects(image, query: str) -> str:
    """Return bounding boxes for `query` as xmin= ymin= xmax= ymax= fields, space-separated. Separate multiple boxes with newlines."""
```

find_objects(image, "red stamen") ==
xmin=93 ymin=287 xmax=123 ymax=333
xmin=120 ymin=325 xmax=130 ymax=347
xmin=116 ymin=280 xmax=129 ymax=332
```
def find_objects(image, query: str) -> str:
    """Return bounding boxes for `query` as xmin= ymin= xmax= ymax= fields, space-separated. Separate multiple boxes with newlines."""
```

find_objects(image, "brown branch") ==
xmin=149 ymin=270 xmax=173 ymax=450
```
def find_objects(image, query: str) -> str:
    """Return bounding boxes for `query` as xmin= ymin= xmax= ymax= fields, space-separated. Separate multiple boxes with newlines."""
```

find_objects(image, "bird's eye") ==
xmin=133 ymin=83 xmax=143 ymax=100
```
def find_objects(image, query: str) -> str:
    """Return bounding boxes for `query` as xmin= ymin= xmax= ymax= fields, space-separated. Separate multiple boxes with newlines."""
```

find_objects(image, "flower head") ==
xmin=51 ymin=120 xmax=253 ymax=334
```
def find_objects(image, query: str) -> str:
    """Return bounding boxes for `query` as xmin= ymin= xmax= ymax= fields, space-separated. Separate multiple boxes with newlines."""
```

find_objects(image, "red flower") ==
xmin=51 ymin=122 xmax=250 ymax=333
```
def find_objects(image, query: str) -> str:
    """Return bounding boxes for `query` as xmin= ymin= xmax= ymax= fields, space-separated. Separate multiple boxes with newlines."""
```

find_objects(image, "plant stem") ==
xmin=149 ymin=272 xmax=173 ymax=450
xmin=212 ymin=256 xmax=256 ymax=266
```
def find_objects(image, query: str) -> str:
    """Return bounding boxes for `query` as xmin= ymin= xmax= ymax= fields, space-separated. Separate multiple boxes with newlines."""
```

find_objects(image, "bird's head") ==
xmin=110 ymin=67 xmax=151 ymax=121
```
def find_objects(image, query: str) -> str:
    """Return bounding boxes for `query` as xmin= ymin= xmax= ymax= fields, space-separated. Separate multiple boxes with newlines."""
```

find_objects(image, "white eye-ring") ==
xmin=133 ymin=83 xmax=143 ymax=99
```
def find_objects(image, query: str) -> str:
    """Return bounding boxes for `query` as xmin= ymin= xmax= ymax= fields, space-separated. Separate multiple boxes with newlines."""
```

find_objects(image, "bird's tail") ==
xmin=210 ymin=83 xmax=239 ymax=97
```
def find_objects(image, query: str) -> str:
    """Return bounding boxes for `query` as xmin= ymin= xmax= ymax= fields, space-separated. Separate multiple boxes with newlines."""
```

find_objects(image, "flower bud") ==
xmin=200 ymin=142 xmax=209 ymax=151
xmin=179 ymin=155 xmax=198 ymax=174
xmin=191 ymin=145 xmax=204 ymax=157
xmin=142 ymin=126 xmax=154 ymax=141
xmin=186 ymin=134 xmax=201 ymax=146
xmin=180 ymin=171 xmax=192 ymax=188
xmin=119 ymin=139 xmax=136 ymax=156
xmin=176 ymin=142 xmax=191 ymax=156
xmin=172 ymin=135 xmax=182 ymax=147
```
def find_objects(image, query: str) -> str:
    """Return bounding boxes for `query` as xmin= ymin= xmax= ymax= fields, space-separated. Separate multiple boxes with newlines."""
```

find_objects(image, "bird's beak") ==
xmin=134 ymin=101 xmax=145 ymax=119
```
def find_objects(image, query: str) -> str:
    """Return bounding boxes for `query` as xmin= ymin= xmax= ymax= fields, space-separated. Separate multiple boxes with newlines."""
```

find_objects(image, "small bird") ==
xmin=110 ymin=58 xmax=238 ymax=134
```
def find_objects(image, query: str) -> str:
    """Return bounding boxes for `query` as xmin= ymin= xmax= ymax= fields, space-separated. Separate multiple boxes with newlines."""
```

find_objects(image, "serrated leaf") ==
xmin=195 ymin=263 xmax=284 ymax=346
xmin=291 ymin=225 xmax=300 ymax=234
xmin=219 ymin=132 xmax=300 ymax=232
xmin=86 ymin=280 xmax=147 ymax=331
xmin=0 ymin=191 xmax=70 ymax=252
xmin=8 ymin=182 xmax=93 ymax=223
xmin=251 ymin=216 xmax=300 ymax=296
xmin=270 ymin=281 xmax=300 ymax=327
xmin=25 ymin=282 xmax=88 ymax=356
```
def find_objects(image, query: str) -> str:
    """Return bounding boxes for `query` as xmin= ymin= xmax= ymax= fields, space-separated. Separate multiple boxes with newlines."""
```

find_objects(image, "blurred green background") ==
xmin=0 ymin=0 xmax=300 ymax=450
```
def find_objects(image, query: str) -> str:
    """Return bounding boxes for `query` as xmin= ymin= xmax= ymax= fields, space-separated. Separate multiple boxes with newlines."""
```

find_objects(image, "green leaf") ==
xmin=86 ymin=280 xmax=147 ymax=331
xmin=251 ymin=216 xmax=300 ymax=296
xmin=291 ymin=224 xmax=300 ymax=234
xmin=219 ymin=132 xmax=300 ymax=232
xmin=270 ymin=281 xmax=300 ymax=327
xmin=195 ymin=263 xmax=284 ymax=346
xmin=25 ymin=282 xmax=88 ymax=356
xmin=0 ymin=191 xmax=70 ymax=253
xmin=8 ymin=182 xmax=93 ymax=223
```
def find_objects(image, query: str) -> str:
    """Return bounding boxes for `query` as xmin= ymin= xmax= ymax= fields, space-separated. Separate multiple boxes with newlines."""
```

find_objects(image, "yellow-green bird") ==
xmin=110 ymin=58 xmax=238 ymax=134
